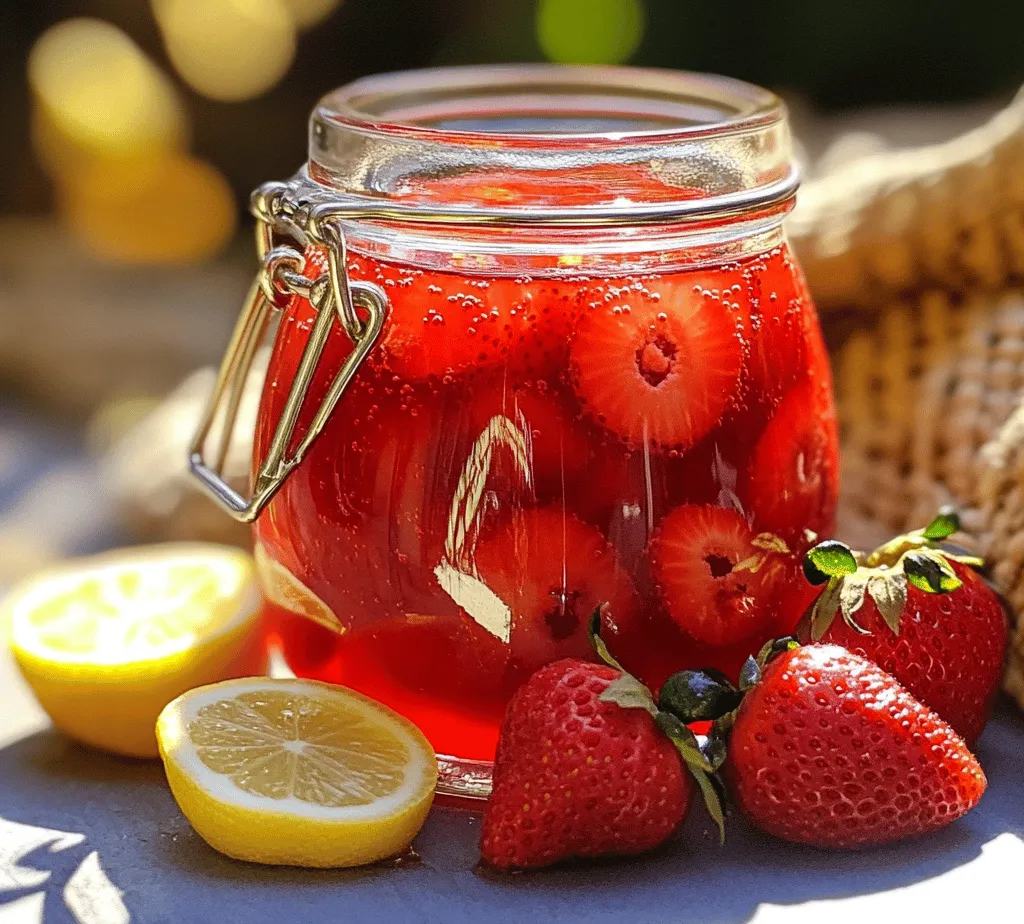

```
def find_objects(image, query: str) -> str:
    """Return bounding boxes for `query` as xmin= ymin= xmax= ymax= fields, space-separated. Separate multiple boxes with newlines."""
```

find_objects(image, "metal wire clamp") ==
xmin=188 ymin=184 xmax=388 ymax=523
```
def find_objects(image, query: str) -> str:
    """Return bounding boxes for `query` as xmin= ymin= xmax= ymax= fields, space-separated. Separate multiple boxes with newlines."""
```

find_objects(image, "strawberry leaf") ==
xmin=904 ymin=550 xmax=963 ymax=594
xmin=659 ymin=670 xmax=742 ymax=723
xmin=738 ymin=656 xmax=761 ymax=691
xmin=656 ymin=712 xmax=712 ymax=772
xmin=922 ymin=507 xmax=960 ymax=541
xmin=599 ymin=673 xmax=657 ymax=717
xmin=702 ymin=734 xmax=728 ymax=772
xmin=588 ymin=604 xmax=625 ymax=672
xmin=838 ymin=574 xmax=871 ymax=633
xmin=938 ymin=543 xmax=985 ymax=570
xmin=867 ymin=573 xmax=907 ymax=634
xmin=810 ymin=578 xmax=843 ymax=640
xmin=691 ymin=768 xmax=727 ymax=845
xmin=655 ymin=712 xmax=725 ymax=844
xmin=755 ymin=635 xmax=800 ymax=667
xmin=804 ymin=540 xmax=858 ymax=585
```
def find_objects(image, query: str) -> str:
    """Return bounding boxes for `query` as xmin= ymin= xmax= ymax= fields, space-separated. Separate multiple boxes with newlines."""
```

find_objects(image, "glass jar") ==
xmin=191 ymin=65 xmax=839 ymax=798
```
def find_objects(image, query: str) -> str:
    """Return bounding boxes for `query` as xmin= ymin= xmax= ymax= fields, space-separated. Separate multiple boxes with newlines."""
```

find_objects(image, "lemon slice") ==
xmin=7 ymin=543 xmax=264 ymax=757
xmin=254 ymin=542 xmax=345 ymax=634
xmin=156 ymin=678 xmax=437 ymax=867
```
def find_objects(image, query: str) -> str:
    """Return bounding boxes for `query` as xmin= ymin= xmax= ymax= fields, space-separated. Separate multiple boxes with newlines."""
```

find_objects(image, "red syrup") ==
xmin=253 ymin=237 xmax=838 ymax=765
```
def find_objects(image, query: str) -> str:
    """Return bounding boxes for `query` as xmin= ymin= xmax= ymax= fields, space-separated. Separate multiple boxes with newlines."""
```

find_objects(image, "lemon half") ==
xmin=7 ymin=543 xmax=264 ymax=757
xmin=156 ymin=678 xmax=437 ymax=867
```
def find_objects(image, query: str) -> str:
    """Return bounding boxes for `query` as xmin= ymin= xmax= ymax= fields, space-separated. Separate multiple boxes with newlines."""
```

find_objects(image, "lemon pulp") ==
xmin=7 ymin=543 xmax=264 ymax=757
xmin=157 ymin=678 xmax=437 ymax=867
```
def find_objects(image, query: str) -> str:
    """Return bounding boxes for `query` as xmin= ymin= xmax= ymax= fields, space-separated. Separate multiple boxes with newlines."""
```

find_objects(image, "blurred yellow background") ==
xmin=4 ymin=0 xmax=1023 ymax=264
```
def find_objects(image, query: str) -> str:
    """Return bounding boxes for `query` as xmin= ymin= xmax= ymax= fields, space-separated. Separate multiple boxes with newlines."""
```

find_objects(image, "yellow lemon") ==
xmin=156 ymin=678 xmax=437 ymax=867
xmin=7 ymin=544 xmax=264 ymax=758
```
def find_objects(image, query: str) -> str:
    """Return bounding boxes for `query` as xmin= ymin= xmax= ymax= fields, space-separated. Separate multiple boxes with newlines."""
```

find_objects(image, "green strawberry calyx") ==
xmin=801 ymin=507 xmax=985 ymax=641
xmin=588 ymin=607 xmax=726 ymax=843
xmin=650 ymin=636 xmax=801 ymax=832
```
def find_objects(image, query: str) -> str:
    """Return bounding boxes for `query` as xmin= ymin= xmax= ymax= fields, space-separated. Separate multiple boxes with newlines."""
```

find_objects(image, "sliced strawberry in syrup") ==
xmin=474 ymin=506 xmax=639 ymax=677
xmin=569 ymin=276 xmax=743 ymax=451
xmin=742 ymin=374 xmax=839 ymax=543
xmin=341 ymin=258 xmax=572 ymax=383
xmin=740 ymin=247 xmax=811 ymax=407
xmin=650 ymin=503 xmax=785 ymax=647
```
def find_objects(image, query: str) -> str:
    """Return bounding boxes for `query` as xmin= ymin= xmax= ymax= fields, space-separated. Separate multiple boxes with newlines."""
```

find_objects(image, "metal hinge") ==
xmin=188 ymin=181 xmax=389 ymax=522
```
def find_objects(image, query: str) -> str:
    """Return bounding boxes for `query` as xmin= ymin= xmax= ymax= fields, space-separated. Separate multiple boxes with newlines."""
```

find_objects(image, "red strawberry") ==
xmin=475 ymin=507 xmax=639 ymax=675
xmin=743 ymin=374 xmax=839 ymax=542
xmin=480 ymin=658 xmax=696 ymax=869
xmin=721 ymin=642 xmax=986 ymax=848
xmin=569 ymin=278 xmax=743 ymax=451
xmin=468 ymin=382 xmax=644 ymax=529
xmin=650 ymin=504 xmax=791 ymax=647
xmin=799 ymin=511 xmax=1008 ymax=746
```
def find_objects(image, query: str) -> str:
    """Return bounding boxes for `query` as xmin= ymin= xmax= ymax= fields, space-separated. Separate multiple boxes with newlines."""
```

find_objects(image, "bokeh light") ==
xmin=153 ymin=0 xmax=297 ymax=103
xmin=27 ymin=16 xmax=236 ymax=265
xmin=28 ymin=18 xmax=187 ymax=170
xmin=282 ymin=0 xmax=344 ymax=30
xmin=536 ymin=0 xmax=645 ymax=65
xmin=59 ymin=154 xmax=238 ymax=264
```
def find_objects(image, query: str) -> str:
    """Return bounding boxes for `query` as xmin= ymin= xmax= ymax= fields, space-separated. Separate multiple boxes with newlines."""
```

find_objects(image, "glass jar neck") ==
xmin=291 ymin=65 xmax=797 ymax=274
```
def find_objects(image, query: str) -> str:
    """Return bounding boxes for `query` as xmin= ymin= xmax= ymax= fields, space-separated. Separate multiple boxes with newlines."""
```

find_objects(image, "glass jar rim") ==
xmin=303 ymin=64 xmax=798 ymax=225
xmin=315 ymin=64 xmax=783 ymax=146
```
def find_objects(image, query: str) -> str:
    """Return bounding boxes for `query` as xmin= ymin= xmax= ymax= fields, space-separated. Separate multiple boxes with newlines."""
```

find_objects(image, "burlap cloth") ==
xmin=95 ymin=89 xmax=1024 ymax=712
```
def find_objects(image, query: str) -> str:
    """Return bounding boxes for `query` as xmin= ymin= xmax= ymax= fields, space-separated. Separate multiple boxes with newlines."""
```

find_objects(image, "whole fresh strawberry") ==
xmin=717 ymin=641 xmax=986 ymax=848
xmin=480 ymin=614 xmax=723 ymax=870
xmin=654 ymin=639 xmax=987 ymax=848
xmin=799 ymin=509 xmax=1007 ymax=746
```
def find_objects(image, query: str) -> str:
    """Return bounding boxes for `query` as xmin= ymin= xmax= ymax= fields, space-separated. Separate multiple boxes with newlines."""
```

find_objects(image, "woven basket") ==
xmin=790 ymin=90 xmax=1024 ymax=712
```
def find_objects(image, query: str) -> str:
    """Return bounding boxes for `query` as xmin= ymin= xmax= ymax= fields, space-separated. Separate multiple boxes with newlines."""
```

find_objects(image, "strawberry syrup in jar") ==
xmin=196 ymin=66 xmax=838 ymax=797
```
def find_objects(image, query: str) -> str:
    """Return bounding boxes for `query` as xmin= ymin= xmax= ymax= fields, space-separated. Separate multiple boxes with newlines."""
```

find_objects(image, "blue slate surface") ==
xmin=0 ymin=710 xmax=1022 ymax=924
xmin=0 ymin=402 xmax=123 ymax=571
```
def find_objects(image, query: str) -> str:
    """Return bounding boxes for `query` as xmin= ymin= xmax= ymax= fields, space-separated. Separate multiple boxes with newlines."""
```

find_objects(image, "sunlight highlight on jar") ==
xmin=28 ymin=18 xmax=187 ymax=171
xmin=152 ymin=0 xmax=297 ymax=102
xmin=536 ymin=0 xmax=646 ymax=65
